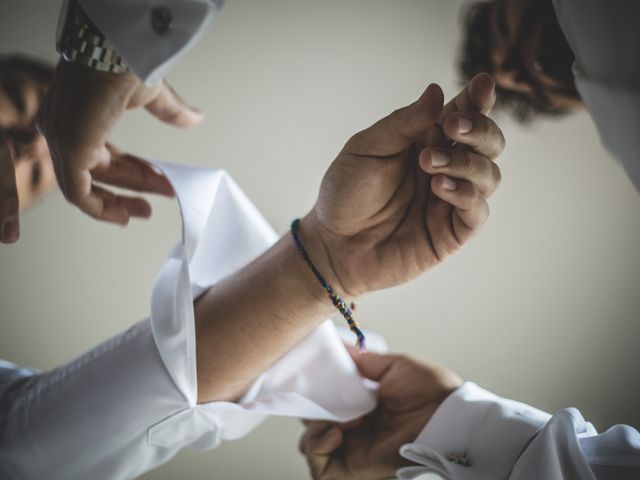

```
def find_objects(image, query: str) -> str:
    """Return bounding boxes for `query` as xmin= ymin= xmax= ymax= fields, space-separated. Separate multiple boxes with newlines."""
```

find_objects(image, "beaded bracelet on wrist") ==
xmin=290 ymin=218 xmax=366 ymax=352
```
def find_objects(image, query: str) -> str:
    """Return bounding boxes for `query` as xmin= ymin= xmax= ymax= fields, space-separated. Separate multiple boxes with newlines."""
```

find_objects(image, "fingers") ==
xmin=344 ymin=83 xmax=444 ymax=157
xmin=145 ymin=81 xmax=204 ymax=128
xmin=92 ymin=144 xmax=174 ymax=197
xmin=419 ymin=147 xmax=502 ymax=198
xmin=442 ymin=111 xmax=506 ymax=160
xmin=58 ymin=144 xmax=171 ymax=224
xmin=299 ymin=422 xmax=344 ymax=479
xmin=429 ymin=176 xmax=490 ymax=242
xmin=299 ymin=422 xmax=338 ymax=455
xmin=71 ymin=182 xmax=151 ymax=225
xmin=442 ymin=72 xmax=496 ymax=118
xmin=0 ymin=141 xmax=20 ymax=243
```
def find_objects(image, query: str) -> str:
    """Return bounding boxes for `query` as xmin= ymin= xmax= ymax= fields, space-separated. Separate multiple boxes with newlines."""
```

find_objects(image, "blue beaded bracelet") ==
xmin=291 ymin=219 xmax=366 ymax=352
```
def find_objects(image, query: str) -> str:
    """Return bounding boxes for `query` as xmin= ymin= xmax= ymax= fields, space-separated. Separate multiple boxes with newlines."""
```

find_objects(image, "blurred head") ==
xmin=0 ymin=54 xmax=56 ymax=210
xmin=459 ymin=0 xmax=583 ymax=122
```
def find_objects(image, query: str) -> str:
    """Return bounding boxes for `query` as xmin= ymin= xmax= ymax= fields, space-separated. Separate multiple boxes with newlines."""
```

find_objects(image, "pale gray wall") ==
xmin=1 ymin=1 xmax=639 ymax=479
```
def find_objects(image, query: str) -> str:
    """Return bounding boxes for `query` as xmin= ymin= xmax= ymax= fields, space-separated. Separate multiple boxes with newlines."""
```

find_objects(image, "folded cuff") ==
xmin=146 ymin=162 xmax=380 ymax=450
xmin=397 ymin=382 xmax=551 ymax=480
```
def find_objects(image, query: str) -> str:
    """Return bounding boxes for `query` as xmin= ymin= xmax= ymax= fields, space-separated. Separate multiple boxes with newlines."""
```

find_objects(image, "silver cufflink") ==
xmin=151 ymin=7 xmax=173 ymax=35
xmin=446 ymin=451 xmax=472 ymax=467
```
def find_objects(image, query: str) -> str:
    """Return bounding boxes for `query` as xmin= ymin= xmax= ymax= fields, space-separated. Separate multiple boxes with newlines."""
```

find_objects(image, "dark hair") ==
xmin=458 ymin=0 xmax=579 ymax=123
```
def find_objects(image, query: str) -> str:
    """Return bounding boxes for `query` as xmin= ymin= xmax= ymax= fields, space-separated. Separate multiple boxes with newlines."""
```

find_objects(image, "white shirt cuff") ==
xmin=78 ymin=0 xmax=220 ymax=84
xmin=146 ymin=161 xmax=382 ymax=450
xmin=397 ymin=382 xmax=551 ymax=480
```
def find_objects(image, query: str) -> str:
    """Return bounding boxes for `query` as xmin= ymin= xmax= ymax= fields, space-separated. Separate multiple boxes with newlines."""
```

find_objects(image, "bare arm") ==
xmin=194 ymin=217 xmax=333 ymax=403
xmin=194 ymin=73 xmax=504 ymax=404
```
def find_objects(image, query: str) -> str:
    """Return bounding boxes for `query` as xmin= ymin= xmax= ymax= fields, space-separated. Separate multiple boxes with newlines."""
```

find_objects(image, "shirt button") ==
xmin=151 ymin=7 xmax=173 ymax=35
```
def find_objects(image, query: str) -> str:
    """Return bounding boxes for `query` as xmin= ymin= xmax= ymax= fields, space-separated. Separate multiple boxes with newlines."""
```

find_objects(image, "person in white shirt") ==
xmin=0 ymin=30 xmax=507 ymax=480
xmin=301 ymin=0 xmax=640 ymax=478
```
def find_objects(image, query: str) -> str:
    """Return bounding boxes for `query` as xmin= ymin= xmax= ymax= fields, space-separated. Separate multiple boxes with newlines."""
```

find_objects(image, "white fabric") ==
xmin=552 ymin=0 xmax=640 ymax=192
xmin=0 ymin=161 xmax=382 ymax=479
xmin=78 ymin=0 xmax=221 ymax=85
xmin=397 ymin=382 xmax=640 ymax=480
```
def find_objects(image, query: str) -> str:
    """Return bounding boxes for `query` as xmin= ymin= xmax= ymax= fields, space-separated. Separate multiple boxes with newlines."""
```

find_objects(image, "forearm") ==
xmin=194 ymin=214 xmax=336 ymax=403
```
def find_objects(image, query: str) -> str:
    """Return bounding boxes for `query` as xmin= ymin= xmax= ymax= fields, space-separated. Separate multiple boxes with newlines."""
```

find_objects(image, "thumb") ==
xmin=349 ymin=349 xmax=397 ymax=382
xmin=145 ymin=81 xmax=204 ymax=128
xmin=468 ymin=72 xmax=496 ymax=114
xmin=303 ymin=427 xmax=344 ymax=480
xmin=0 ymin=141 xmax=20 ymax=244
xmin=444 ymin=72 xmax=496 ymax=118
xmin=344 ymin=83 xmax=444 ymax=157
xmin=310 ymin=427 xmax=343 ymax=456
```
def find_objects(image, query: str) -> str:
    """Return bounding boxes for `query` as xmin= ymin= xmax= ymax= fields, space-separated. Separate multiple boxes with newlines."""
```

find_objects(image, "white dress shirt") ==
xmin=78 ymin=0 xmax=223 ymax=85
xmin=0 ymin=162 xmax=383 ymax=479
xmin=552 ymin=0 xmax=640 ymax=191
xmin=396 ymin=382 xmax=640 ymax=480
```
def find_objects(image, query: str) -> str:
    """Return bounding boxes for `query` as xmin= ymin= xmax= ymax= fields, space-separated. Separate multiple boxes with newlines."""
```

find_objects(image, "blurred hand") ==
xmin=37 ymin=61 xmax=203 ymax=224
xmin=301 ymin=73 xmax=504 ymax=297
xmin=300 ymin=349 xmax=462 ymax=479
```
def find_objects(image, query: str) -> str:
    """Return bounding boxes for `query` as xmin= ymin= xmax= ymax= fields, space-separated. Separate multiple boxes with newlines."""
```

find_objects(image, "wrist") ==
xmin=296 ymin=212 xmax=354 ymax=300
xmin=57 ymin=0 xmax=130 ymax=75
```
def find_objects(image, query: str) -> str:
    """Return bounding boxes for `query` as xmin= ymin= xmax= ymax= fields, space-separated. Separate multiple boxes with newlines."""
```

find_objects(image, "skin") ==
xmin=7 ymin=61 xmax=504 ymax=406
xmin=0 ymin=64 xmax=179 ymax=244
xmin=300 ymin=349 xmax=462 ymax=480
xmin=297 ymin=72 xmax=505 ymax=478
xmin=194 ymin=73 xmax=505 ymax=403
xmin=23 ymin=51 xmax=505 ymax=460
xmin=38 ymin=61 xmax=202 ymax=226
xmin=485 ymin=0 xmax=583 ymax=110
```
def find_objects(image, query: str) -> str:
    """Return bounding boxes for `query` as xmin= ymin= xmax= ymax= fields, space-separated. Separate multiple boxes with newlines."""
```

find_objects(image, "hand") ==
xmin=37 ymin=61 xmax=203 ymax=224
xmin=299 ymin=349 xmax=462 ymax=479
xmin=301 ymin=73 xmax=504 ymax=296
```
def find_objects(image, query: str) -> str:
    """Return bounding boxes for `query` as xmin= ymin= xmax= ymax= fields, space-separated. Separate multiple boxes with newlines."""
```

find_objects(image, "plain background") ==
xmin=1 ymin=0 xmax=639 ymax=478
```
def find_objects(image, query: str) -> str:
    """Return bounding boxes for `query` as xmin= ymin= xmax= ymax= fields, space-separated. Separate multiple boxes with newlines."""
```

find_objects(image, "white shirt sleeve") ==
xmin=396 ymin=382 xmax=640 ymax=480
xmin=552 ymin=0 xmax=640 ymax=192
xmin=0 ymin=161 xmax=381 ymax=480
xmin=77 ymin=0 xmax=223 ymax=84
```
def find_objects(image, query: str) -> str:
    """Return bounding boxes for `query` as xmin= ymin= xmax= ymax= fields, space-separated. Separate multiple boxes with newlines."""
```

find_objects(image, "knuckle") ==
xmin=464 ymin=186 xmax=481 ymax=209
xmin=471 ymin=186 xmax=482 ymax=204
xmin=459 ymin=150 xmax=476 ymax=176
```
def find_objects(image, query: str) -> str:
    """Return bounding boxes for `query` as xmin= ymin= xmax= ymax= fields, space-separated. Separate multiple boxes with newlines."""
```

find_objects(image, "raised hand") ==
xmin=37 ymin=61 xmax=197 ymax=225
xmin=300 ymin=73 xmax=504 ymax=297
xmin=300 ymin=349 xmax=462 ymax=479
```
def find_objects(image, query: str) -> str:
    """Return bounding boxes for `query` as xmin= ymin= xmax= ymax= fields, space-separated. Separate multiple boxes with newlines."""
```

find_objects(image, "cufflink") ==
xmin=151 ymin=6 xmax=173 ymax=35
xmin=446 ymin=451 xmax=472 ymax=467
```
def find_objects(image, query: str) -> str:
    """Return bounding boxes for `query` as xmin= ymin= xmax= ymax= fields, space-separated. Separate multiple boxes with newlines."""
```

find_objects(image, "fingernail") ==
xmin=2 ymin=216 xmax=20 ymax=243
xmin=431 ymin=151 xmax=450 ymax=168
xmin=442 ymin=176 xmax=458 ymax=191
xmin=458 ymin=115 xmax=473 ymax=134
